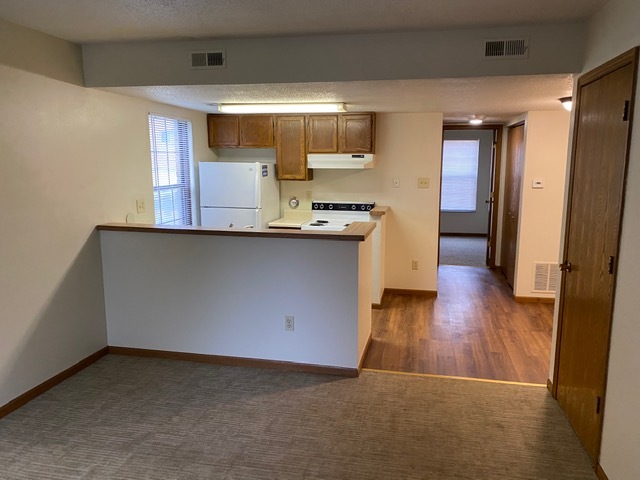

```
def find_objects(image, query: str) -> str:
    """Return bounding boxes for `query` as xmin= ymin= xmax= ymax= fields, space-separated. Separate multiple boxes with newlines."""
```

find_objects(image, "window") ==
xmin=440 ymin=139 xmax=480 ymax=212
xmin=148 ymin=114 xmax=193 ymax=225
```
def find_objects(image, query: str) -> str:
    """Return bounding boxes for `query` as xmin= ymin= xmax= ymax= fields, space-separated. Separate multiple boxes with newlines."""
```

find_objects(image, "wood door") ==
xmin=207 ymin=115 xmax=239 ymax=147
xmin=500 ymin=124 xmax=524 ymax=287
xmin=275 ymin=116 xmax=310 ymax=180
xmin=308 ymin=115 xmax=338 ymax=153
xmin=239 ymin=115 xmax=274 ymax=147
xmin=339 ymin=114 xmax=375 ymax=153
xmin=554 ymin=48 xmax=637 ymax=465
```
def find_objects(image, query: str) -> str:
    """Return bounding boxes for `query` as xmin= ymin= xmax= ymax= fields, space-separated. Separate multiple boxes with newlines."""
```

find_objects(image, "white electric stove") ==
xmin=300 ymin=201 xmax=376 ymax=231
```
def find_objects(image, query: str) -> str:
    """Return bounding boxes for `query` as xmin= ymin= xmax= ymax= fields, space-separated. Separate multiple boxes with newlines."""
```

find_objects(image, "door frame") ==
xmin=551 ymin=47 xmax=638 ymax=462
xmin=439 ymin=124 xmax=503 ymax=268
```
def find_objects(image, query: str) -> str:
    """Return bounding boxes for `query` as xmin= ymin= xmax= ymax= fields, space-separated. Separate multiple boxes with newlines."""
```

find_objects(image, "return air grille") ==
xmin=483 ymin=38 xmax=529 ymax=59
xmin=532 ymin=262 xmax=558 ymax=293
xmin=191 ymin=51 xmax=226 ymax=69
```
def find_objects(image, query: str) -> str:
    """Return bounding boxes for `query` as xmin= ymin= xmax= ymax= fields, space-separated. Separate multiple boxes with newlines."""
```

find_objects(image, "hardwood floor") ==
xmin=363 ymin=265 xmax=554 ymax=384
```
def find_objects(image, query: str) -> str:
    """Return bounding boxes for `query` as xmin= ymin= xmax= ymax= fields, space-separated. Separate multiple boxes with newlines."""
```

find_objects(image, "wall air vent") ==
xmin=532 ymin=262 xmax=559 ymax=293
xmin=483 ymin=38 xmax=529 ymax=59
xmin=191 ymin=51 xmax=226 ymax=69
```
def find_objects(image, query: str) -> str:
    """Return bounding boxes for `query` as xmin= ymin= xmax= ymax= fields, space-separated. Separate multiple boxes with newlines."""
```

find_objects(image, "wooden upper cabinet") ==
xmin=307 ymin=115 xmax=338 ymax=153
xmin=208 ymin=115 xmax=239 ymax=147
xmin=339 ymin=113 xmax=375 ymax=153
xmin=239 ymin=115 xmax=274 ymax=147
xmin=275 ymin=116 xmax=312 ymax=181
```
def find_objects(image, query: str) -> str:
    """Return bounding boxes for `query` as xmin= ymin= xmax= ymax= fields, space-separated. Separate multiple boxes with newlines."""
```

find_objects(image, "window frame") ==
xmin=440 ymin=139 xmax=481 ymax=213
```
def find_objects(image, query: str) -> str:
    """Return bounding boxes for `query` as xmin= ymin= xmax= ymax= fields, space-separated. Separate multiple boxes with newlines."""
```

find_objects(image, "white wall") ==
xmin=569 ymin=1 xmax=640 ymax=477
xmin=281 ymin=113 xmax=443 ymax=293
xmin=440 ymin=129 xmax=494 ymax=234
xmin=514 ymin=111 xmax=570 ymax=297
xmin=0 ymin=24 xmax=215 ymax=408
xmin=101 ymin=231 xmax=370 ymax=369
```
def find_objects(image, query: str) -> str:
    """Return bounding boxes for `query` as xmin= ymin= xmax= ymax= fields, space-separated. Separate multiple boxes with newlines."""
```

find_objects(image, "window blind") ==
xmin=441 ymin=139 xmax=480 ymax=212
xmin=148 ymin=115 xmax=193 ymax=225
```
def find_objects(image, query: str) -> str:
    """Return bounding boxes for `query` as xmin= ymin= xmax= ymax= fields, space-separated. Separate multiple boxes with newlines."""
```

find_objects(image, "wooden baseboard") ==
xmin=514 ymin=296 xmax=555 ymax=304
xmin=546 ymin=378 xmax=554 ymax=394
xmin=372 ymin=302 xmax=383 ymax=309
xmin=108 ymin=346 xmax=360 ymax=377
xmin=358 ymin=333 xmax=373 ymax=372
xmin=596 ymin=464 xmax=609 ymax=480
xmin=0 ymin=346 xmax=109 ymax=420
xmin=384 ymin=288 xmax=437 ymax=298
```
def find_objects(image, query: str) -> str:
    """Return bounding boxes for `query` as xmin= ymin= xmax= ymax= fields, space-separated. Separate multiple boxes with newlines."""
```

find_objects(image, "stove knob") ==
xmin=351 ymin=205 xmax=356 ymax=210
xmin=367 ymin=205 xmax=372 ymax=211
xmin=319 ymin=204 xmax=324 ymax=209
xmin=328 ymin=204 xmax=333 ymax=209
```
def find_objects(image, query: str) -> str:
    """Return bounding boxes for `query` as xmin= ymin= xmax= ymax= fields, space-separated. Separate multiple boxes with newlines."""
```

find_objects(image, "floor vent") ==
xmin=532 ymin=262 xmax=558 ymax=293
xmin=191 ymin=51 xmax=226 ymax=69
xmin=483 ymin=38 xmax=529 ymax=59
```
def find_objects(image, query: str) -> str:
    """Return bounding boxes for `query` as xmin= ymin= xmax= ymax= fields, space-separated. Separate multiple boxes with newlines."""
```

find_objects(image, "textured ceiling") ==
xmin=0 ymin=0 xmax=608 ymax=43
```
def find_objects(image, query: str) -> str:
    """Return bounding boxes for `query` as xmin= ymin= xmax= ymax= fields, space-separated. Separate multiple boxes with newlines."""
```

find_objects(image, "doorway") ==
xmin=438 ymin=125 xmax=503 ymax=268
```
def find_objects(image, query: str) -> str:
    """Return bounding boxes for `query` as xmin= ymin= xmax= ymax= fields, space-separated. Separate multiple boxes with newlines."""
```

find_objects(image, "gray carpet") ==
xmin=440 ymin=235 xmax=487 ymax=267
xmin=0 ymin=355 xmax=596 ymax=480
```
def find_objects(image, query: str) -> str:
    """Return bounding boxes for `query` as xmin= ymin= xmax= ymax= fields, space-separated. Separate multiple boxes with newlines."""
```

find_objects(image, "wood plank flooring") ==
xmin=363 ymin=265 xmax=554 ymax=384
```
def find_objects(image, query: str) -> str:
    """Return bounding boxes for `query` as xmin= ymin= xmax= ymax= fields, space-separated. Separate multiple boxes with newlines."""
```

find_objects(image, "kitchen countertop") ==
xmin=267 ymin=210 xmax=312 ymax=229
xmin=370 ymin=206 xmax=389 ymax=217
xmin=97 ymin=222 xmax=375 ymax=241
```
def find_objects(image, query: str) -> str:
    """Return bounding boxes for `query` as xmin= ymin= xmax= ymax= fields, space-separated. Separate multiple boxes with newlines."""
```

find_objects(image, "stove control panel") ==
xmin=312 ymin=201 xmax=375 ymax=212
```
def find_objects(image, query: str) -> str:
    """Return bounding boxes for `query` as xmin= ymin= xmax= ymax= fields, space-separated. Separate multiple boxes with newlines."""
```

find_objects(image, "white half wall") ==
xmin=100 ymin=231 xmax=371 ymax=369
xmin=0 ymin=22 xmax=215 ymax=408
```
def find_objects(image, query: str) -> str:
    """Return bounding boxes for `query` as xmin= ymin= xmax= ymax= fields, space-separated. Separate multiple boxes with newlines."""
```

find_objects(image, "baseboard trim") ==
xmin=596 ymin=464 xmax=609 ymax=480
xmin=514 ymin=296 xmax=555 ymax=304
xmin=372 ymin=302 xmax=383 ymax=309
xmin=440 ymin=233 xmax=487 ymax=237
xmin=384 ymin=288 xmax=437 ymax=298
xmin=547 ymin=378 xmax=554 ymax=394
xmin=108 ymin=346 xmax=360 ymax=378
xmin=358 ymin=333 xmax=373 ymax=372
xmin=0 ymin=346 xmax=109 ymax=420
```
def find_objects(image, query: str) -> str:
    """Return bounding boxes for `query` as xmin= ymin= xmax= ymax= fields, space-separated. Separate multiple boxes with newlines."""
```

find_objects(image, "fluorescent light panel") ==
xmin=217 ymin=103 xmax=346 ymax=114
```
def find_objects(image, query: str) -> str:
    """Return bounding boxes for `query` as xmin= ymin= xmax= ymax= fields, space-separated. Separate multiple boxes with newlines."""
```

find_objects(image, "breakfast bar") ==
xmin=97 ymin=222 xmax=374 ymax=376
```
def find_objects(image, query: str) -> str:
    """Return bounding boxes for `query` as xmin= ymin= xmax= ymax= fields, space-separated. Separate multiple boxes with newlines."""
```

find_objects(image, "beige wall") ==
xmin=281 ymin=113 xmax=443 ymax=292
xmin=570 ymin=0 xmax=640 ymax=477
xmin=0 ymin=24 xmax=214 ymax=407
xmin=514 ymin=111 xmax=570 ymax=297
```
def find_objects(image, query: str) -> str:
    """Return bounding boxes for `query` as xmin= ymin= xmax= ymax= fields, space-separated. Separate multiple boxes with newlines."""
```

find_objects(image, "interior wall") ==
xmin=514 ymin=111 xmax=570 ymax=297
xmin=440 ymin=129 xmax=494 ymax=234
xmin=281 ymin=113 xmax=443 ymax=293
xmin=0 ymin=24 xmax=215 ymax=408
xmin=568 ymin=0 xmax=640 ymax=477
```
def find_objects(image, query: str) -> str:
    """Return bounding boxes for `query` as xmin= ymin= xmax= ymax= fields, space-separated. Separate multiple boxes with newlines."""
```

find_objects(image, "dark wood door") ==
xmin=500 ymin=124 xmax=524 ymax=287
xmin=555 ymin=49 xmax=637 ymax=464
xmin=308 ymin=115 xmax=338 ymax=153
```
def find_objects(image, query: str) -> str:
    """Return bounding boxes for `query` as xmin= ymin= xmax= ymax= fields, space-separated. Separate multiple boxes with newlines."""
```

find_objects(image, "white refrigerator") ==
xmin=199 ymin=162 xmax=280 ymax=229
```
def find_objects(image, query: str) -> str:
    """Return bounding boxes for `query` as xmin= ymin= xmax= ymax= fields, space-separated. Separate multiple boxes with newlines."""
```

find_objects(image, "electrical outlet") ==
xmin=412 ymin=260 xmax=419 ymax=270
xmin=393 ymin=177 xmax=400 ymax=188
xmin=285 ymin=315 xmax=295 ymax=331
xmin=136 ymin=199 xmax=146 ymax=214
xmin=305 ymin=191 xmax=312 ymax=200
xmin=418 ymin=177 xmax=430 ymax=189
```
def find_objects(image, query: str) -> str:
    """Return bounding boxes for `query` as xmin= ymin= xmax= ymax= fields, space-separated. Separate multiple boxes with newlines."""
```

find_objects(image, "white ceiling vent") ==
xmin=532 ymin=262 xmax=558 ymax=293
xmin=483 ymin=38 xmax=529 ymax=59
xmin=191 ymin=51 xmax=226 ymax=69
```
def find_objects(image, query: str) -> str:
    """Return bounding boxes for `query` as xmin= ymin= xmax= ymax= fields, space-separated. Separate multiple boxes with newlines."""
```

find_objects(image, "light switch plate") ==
xmin=532 ymin=179 xmax=544 ymax=189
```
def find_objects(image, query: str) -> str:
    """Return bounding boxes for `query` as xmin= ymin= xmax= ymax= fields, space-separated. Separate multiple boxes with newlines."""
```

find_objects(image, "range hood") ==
xmin=307 ymin=153 xmax=376 ymax=169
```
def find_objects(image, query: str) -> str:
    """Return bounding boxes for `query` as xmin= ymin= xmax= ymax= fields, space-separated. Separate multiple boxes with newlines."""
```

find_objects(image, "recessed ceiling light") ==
xmin=469 ymin=115 xmax=484 ymax=125
xmin=214 ymin=103 xmax=347 ymax=114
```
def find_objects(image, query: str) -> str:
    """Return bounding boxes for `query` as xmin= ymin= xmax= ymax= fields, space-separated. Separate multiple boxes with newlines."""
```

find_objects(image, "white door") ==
xmin=200 ymin=207 xmax=260 ymax=229
xmin=199 ymin=162 xmax=259 ymax=208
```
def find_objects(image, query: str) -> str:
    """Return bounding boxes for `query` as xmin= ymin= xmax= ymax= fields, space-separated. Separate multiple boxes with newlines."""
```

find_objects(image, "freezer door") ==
xmin=199 ymin=162 xmax=259 ymax=208
xmin=200 ymin=207 xmax=261 ymax=229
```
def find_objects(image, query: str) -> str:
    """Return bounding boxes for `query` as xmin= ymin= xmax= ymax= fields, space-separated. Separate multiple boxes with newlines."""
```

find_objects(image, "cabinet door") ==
xmin=307 ymin=115 xmax=338 ymax=153
xmin=339 ymin=113 xmax=375 ymax=153
xmin=240 ymin=115 xmax=274 ymax=147
xmin=275 ymin=116 xmax=311 ymax=180
xmin=207 ymin=115 xmax=239 ymax=147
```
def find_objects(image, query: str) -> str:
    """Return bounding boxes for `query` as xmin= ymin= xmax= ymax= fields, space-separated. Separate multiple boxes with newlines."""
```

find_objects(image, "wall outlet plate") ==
xmin=285 ymin=315 xmax=295 ymax=331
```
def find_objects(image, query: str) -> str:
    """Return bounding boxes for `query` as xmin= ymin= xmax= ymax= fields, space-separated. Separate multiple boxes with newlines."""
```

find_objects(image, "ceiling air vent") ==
xmin=191 ymin=51 xmax=226 ymax=69
xmin=532 ymin=262 xmax=559 ymax=293
xmin=483 ymin=38 xmax=529 ymax=59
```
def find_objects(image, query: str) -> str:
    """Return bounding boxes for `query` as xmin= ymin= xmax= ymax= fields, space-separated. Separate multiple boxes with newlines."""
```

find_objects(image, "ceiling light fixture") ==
xmin=469 ymin=115 xmax=484 ymax=125
xmin=559 ymin=97 xmax=573 ymax=111
xmin=214 ymin=103 xmax=347 ymax=114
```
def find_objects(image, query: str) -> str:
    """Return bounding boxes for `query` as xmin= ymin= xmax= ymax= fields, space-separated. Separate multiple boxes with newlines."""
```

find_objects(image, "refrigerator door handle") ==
xmin=243 ymin=225 xmax=255 ymax=229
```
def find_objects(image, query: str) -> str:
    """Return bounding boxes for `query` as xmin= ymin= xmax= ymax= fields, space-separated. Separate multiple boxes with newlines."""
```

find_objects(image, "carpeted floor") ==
xmin=0 ymin=355 xmax=596 ymax=480
xmin=440 ymin=235 xmax=487 ymax=267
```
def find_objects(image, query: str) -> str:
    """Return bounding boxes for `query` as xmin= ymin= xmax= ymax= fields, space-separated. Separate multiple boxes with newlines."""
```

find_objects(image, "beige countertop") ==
xmin=267 ymin=210 xmax=312 ymax=229
xmin=97 ymin=222 xmax=375 ymax=242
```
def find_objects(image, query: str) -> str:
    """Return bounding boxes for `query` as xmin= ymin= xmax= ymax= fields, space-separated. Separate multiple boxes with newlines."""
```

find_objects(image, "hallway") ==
xmin=363 ymin=266 xmax=554 ymax=384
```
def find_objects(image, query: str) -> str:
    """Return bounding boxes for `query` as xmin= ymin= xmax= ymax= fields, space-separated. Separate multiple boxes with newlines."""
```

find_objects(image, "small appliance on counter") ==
xmin=199 ymin=162 xmax=279 ymax=229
